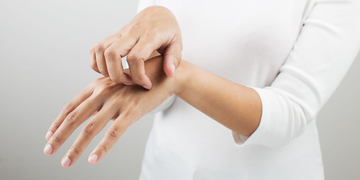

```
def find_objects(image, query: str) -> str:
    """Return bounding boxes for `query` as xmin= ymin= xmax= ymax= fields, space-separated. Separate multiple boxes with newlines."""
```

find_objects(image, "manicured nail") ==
xmin=44 ymin=144 xmax=53 ymax=155
xmin=171 ymin=64 xmax=176 ymax=74
xmin=143 ymin=85 xmax=151 ymax=90
xmin=45 ymin=131 xmax=53 ymax=140
xmin=124 ymin=82 xmax=132 ymax=86
xmin=89 ymin=154 xmax=98 ymax=164
xmin=62 ymin=156 xmax=71 ymax=167
xmin=167 ymin=55 xmax=176 ymax=77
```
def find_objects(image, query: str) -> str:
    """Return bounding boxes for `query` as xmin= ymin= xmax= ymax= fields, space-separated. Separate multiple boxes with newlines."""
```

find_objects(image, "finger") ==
xmin=89 ymin=46 xmax=100 ymax=73
xmin=105 ymin=36 xmax=138 ymax=84
xmin=88 ymin=112 xmax=134 ymax=164
xmin=94 ymin=35 xmax=120 ymax=77
xmin=43 ymin=96 xmax=101 ymax=156
xmin=163 ymin=39 xmax=182 ymax=77
xmin=130 ymin=35 xmax=162 ymax=62
xmin=126 ymin=38 xmax=154 ymax=89
xmin=45 ymin=85 xmax=93 ymax=141
xmin=60 ymin=103 xmax=117 ymax=168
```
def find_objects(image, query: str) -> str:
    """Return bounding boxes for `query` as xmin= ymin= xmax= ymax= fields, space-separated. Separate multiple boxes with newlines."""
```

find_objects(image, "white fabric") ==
xmin=137 ymin=0 xmax=360 ymax=179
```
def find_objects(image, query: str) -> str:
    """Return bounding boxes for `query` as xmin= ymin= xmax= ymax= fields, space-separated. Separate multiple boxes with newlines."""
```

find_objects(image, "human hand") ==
xmin=44 ymin=56 xmax=178 ymax=168
xmin=89 ymin=6 xmax=182 ymax=89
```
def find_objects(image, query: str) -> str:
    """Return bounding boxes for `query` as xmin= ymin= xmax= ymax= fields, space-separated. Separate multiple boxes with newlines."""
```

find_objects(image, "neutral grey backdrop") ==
xmin=0 ymin=0 xmax=359 ymax=179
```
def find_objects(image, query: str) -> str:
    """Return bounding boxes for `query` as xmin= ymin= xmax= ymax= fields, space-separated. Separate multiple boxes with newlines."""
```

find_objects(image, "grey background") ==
xmin=0 ymin=0 xmax=359 ymax=179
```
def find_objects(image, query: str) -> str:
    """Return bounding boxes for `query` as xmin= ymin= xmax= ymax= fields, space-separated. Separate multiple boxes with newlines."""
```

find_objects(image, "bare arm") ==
xmin=174 ymin=60 xmax=262 ymax=137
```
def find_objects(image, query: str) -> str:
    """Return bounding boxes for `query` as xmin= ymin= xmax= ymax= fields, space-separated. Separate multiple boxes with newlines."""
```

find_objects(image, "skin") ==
xmin=44 ymin=56 xmax=177 ymax=167
xmin=89 ymin=6 xmax=182 ymax=89
xmin=44 ymin=6 xmax=262 ymax=168
xmin=44 ymin=56 xmax=262 ymax=168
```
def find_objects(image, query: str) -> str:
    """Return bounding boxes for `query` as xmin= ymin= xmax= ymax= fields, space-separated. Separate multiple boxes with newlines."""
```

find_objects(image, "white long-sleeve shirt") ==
xmin=137 ymin=0 xmax=360 ymax=179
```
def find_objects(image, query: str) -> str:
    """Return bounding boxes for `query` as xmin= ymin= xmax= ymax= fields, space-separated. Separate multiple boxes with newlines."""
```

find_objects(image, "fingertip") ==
xmin=164 ymin=55 xmax=177 ymax=77
xmin=91 ymin=111 xmax=99 ymax=117
xmin=61 ymin=156 xmax=71 ymax=168
xmin=142 ymin=80 xmax=152 ymax=90
xmin=123 ymin=73 xmax=133 ymax=85
xmin=170 ymin=64 xmax=176 ymax=76
xmin=88 ymin=154 xmax=99 ymax=164
xmin=164 ymin=63 xmax=176 ymax=77
xmin=143 ymin=85 xmax=151 ymax=90
xmin=43 ymin=144 xmax=53 ymax=156
xmin=143 ymin=76 xmax=153 ymax=90
xmin=45 ymin=131 xmax=53 ymax=141
xmin=124 ymin=82 xmax=133 ymax=86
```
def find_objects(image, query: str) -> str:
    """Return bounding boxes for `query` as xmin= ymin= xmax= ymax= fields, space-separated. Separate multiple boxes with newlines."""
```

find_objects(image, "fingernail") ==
xmin=124 ymin=82 xmax=132 ymax=86
xmin=62 ymin=156 xmax=71 ymax=167
xmin=168 ymin=56 xmax=176 ymax=77
xmin=45 ymin=131 xmax=53 ymax=140
xmin=89 ymin=154 xmax=98 ymax=164
xmin=143 ymin=85 xmax=151 ymax=90
xmin=44 ymin=144 xmax=53 ymax=155
xmin=171 ymin=64 xmax=176 ymax=74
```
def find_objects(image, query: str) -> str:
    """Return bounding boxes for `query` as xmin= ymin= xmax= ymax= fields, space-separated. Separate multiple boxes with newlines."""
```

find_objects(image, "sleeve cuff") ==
xmin=232 ymin=87 xmax=271 ymax=147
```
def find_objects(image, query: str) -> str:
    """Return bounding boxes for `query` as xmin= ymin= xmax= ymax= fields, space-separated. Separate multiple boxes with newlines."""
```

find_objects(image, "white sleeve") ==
xmin=233 ymin=0 xmax=360 ymax=148
xmin=137 ymin=0 xmax=156 ymax=14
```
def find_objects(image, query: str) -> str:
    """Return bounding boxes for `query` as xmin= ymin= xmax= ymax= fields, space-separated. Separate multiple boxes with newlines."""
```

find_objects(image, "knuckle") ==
xmin=99 ymin=83 xmax=113 ymax=92
xmin=107 ymin=128 xmax=120 ymax=139
xmin=122 ymin=109 xmax=137 ymax=125
xmin=83 ymin=122 xmax=95 ymax=136
xmin=89 ymin=46 xmax=95 ymax=53
xmin=97 ymin=67 xmax=109 ymax=76
xmin=70 ymin=146 xmax=80 ymax=155
xmin=174 ymin=55 xmax=181 ymax=67
xmin=110 ymin=75 xmax=122 ymax=83
xmin=94 ymin=83 xmax=114 ymax=96
xmin=124 ymin=106 xmax=135 ymax=117
xmin=127 ymin=53 xmax=143 ymax=63
xmin=65 ymin=111 xmax=77 ymax=125
xmin=51 ymin=122 xmax=60 ymax=131
xmin=104 ymin=49 xmax=115 ymax=60
xmin=90 ymin=59 xmax=97 ymax=69
xmin=51 ymin=133 xmax=61 ymax=143
xmin=98 ymin=144 xmax=108 ymax=153
xmin=92 ymin=78 xmax=102 ymax=85
xmin=94 ymin=43 xmax=104 ymax=52
xmin=152 ymin=31 xmax=162 ymax=40
xmin=98 ymin=68 xmax=108 ymax=75
xmin=62 ymin=102 xmax=74 ymax=115
xmin=128 ymin=23 xmax=140 ymax=31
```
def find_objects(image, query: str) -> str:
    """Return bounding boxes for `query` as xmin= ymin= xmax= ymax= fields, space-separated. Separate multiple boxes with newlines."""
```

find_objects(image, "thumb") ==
xmin=163 ymin=41 xmax=182 ymax=77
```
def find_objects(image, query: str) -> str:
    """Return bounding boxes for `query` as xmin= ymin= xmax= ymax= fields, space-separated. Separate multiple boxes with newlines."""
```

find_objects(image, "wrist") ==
xmin=173 ymin=60 xmax=190 ymax=96
xmin=142 ymin=55 xmax=188 ymax=96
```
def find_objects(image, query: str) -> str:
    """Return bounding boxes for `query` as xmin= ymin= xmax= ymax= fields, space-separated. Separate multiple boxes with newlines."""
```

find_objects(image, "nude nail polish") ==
xmin=171 ymin=64 xmax=176 ymax=74
xmin=89 ymin=154 xmax=98 ymax=164
xmin=44 ymin=144 xmax=53 ymax=155
xmin=45 ymin=131 xmax=53 ymax=140
xmin=124 ymin=82 xmax=132 ymax=86
xmin=62 ymin=156 xmax=71 ymax=167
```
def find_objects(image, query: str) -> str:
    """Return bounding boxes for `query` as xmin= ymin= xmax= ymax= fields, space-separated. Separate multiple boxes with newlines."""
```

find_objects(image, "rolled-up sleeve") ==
xmin=233 ymin=0 xmax=360 ymax=148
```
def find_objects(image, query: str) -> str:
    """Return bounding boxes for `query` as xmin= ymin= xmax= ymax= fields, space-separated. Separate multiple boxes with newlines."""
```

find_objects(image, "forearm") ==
xmin=174 ymin=60 xmax=262 ymax=137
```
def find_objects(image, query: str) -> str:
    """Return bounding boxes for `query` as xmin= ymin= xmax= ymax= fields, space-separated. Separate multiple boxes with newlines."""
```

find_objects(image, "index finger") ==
xmin=126 ymin=36 xmax=162 ymax=89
